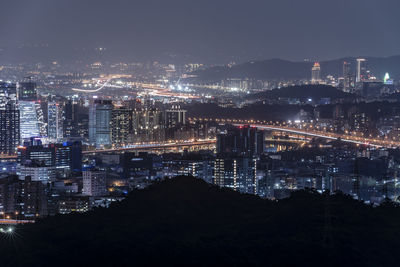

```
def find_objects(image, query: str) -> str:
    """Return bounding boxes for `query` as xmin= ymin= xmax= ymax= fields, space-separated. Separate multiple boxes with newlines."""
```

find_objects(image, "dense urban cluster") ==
xmin=0 ymin=55 xmax=400 ymax=222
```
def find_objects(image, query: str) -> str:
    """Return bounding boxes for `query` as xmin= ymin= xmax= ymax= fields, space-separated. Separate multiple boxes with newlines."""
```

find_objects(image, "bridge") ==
xmin=82 ymin=139 xmax=216 ymax=155
xmin=189 ymin=117 xmax=399 ymax=148
xmin=0 ymin=140 xmax=216 ymax=160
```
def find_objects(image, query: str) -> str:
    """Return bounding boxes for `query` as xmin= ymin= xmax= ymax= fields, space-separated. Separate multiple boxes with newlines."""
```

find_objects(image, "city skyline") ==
xmin=1 ymin=1 xmax=400 ymax=266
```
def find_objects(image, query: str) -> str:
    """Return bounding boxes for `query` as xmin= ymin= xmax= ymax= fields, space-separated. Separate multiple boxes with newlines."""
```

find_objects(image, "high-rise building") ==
xmin=47 ymin=102 xmax=63 ymax=141
xmin=89 ymin=100 xmax=113 ymax=147
xmin=213 ymin=156 xmax=257 ymax=194
xmin=311 ymin=62 xmax=321 ymax=84
xmin=54 ymin=141 xmax=82 ymax=173
xmin=132 ymin=107 xmax=163 ymax=142
xmin=111 ymin=107 xmax=133 ymax=146
xmin=356 ymin=58 xmax=367 ymax=83
xmin=19 ymin=101 xmax=40 ymax=139
xmin=18 ymin=81 xmax=37 ymax=101
xmin=164 ymin=105 xmax=187 ymax=128
xmin=217 ymin=125 xmax=264 ymax=157
xmin=82 ymin=171 xmax=107 ymax=196
xmin=0 ymin=175 xmax=48 ymax=217
xmin=63 ymin=99 xmax=78 ymax=138
xmin=342 ymin=61 xmax=353 ymax=92
xmin=214 ymin=125 xmax=262 ymax=195
xmin=0 ymin=103 xmax=20 ymax=155
xmin=0 ymin=82 xmax=17 ymax=109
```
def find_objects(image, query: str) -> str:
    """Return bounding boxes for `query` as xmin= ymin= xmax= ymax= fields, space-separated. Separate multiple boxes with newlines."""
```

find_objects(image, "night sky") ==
xmin=0 ymin=0 xmax=399 ymax=63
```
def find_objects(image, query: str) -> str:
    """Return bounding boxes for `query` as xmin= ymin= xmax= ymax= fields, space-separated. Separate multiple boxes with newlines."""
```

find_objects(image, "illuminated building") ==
xmin=111 ymin=107 xmax=133 ymax=146
xmin=213 ymin=156 xmax=257 ymax=194
xmin=58 ymin=197 xmax=90 ymax=214
xmin=47 ymin=102 xmax=63 ymax=141
xmin=0 ymin=175 xmax=48 ymax=217
xmin=217 ymin=125 xmax=264 ymax=157
xmin=132 ymin=107 xmax=163 ymax=142
xmin=19 ymin=101 xmax=40 ymax=139
xmin=18 ymin=142 xmax=56 ymax=167
xmin=0 ymin=103 xmax=20 ymax=155
xmin=356 ymin=58 xmax=367 ymax=83
xmin=17 ymin=81 xmax=37 ymax=101
xmin=63 ymin=99 xmax=82 ymax=138
xmin=342 ymin=61 xmax=354 ymax=92
xmin=311 ymin=62 xmax=321 ymax=84
xmin=164 ymin=105 xmax=187 ymax=128
xmin=82 ymin=171 xmax=107 ymax=197
xmin=0 ymin=82 xmax=17 ymax=109
xmin=89 ymin=100 xmax=112 ymax=147
xmin=214 ymin=125 xmax=262 ymax=194
xmin=18 ymin=164 xmax=56 ymax=184
xmin=54 ymin=141 xmax=82 ymax=173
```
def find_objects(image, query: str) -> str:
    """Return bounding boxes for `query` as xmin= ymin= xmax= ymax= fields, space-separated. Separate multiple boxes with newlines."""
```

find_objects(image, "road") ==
xmin=0 ymin=140 xmax=216 ymax=159
xmin=82 ymin=139 xmax=216 ymax=155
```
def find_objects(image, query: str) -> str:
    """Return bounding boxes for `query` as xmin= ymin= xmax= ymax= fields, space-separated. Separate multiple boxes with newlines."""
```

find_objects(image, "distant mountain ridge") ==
xmin=190 ymin=56 xmax=400 ymax=82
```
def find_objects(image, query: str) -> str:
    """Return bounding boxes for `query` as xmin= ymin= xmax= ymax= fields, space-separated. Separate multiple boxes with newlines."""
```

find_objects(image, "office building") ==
xmin=89 ymin=100 xmax=112 ymax=147
xmin=82 ymin=171 xmax=107 ymax=196
xmin=0 ymin=103 xmax=20 ymax=155
xmin=47 ymin=101 xmax=63 ymax=141
xmin=19 ymin=101 xmax=40 ymax=139
xmin=18 ymin=81 xmax=37 ymax=101
xmin=0 ymin=82 xmax=17 ymax=109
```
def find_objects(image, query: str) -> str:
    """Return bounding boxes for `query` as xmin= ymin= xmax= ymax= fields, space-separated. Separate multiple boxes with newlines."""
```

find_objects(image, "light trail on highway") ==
xmin=0 ymin=140 xmax=216 ymax=159
xmin=82 ymin=140 xmax=216 ymax=155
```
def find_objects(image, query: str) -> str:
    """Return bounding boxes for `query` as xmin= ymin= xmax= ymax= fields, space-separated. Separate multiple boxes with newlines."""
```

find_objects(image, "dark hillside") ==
xmin=1 ymin=176 xmax=400 ymax=266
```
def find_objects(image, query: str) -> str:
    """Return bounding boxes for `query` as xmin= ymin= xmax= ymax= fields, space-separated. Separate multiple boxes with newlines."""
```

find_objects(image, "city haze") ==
xmin=0 ymin=0 xmax=399 ymax=63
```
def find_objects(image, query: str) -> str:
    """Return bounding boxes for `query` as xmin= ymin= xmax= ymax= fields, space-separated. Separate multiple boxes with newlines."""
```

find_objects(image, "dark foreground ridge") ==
xmin=1 ymin=176 xmax=400 ymax=266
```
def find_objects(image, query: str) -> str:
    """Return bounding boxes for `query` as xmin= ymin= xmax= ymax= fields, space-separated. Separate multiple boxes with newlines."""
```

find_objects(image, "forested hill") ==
xmin=1 ymin=176 xmax=400 ymax=266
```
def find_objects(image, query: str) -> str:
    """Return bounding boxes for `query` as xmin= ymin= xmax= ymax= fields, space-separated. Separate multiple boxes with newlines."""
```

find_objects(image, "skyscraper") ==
xmin=0 ymin=103 xmax=20 ymax=155
xmin=214 ymin=125 xmax=263 ymax=195
xmin=0 ymin=82 xmax=17 ymax=109
xmin=311 ymin=62 xmax=321 ymax=84
xmin=111 ymin=107 xmax=133 ymax=146
xmin=19 ymin=101 xmax=41 ymax=139
xmin=342 ymin=61 xmax=353 ymax=92
xmin=356 ymin=58 xmax=366 ymax=83
xmin=18 ymin=81 xmax=37 ymax=101
xmin=47 ymin=102 xmax=63 ymax=141
xmin=89 ymin=100 xmax=113 ymax=147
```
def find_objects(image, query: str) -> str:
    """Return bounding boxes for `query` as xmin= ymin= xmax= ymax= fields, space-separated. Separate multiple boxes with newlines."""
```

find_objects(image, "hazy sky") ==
xmin=0 ymin=0 xmax=399 ymax=63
